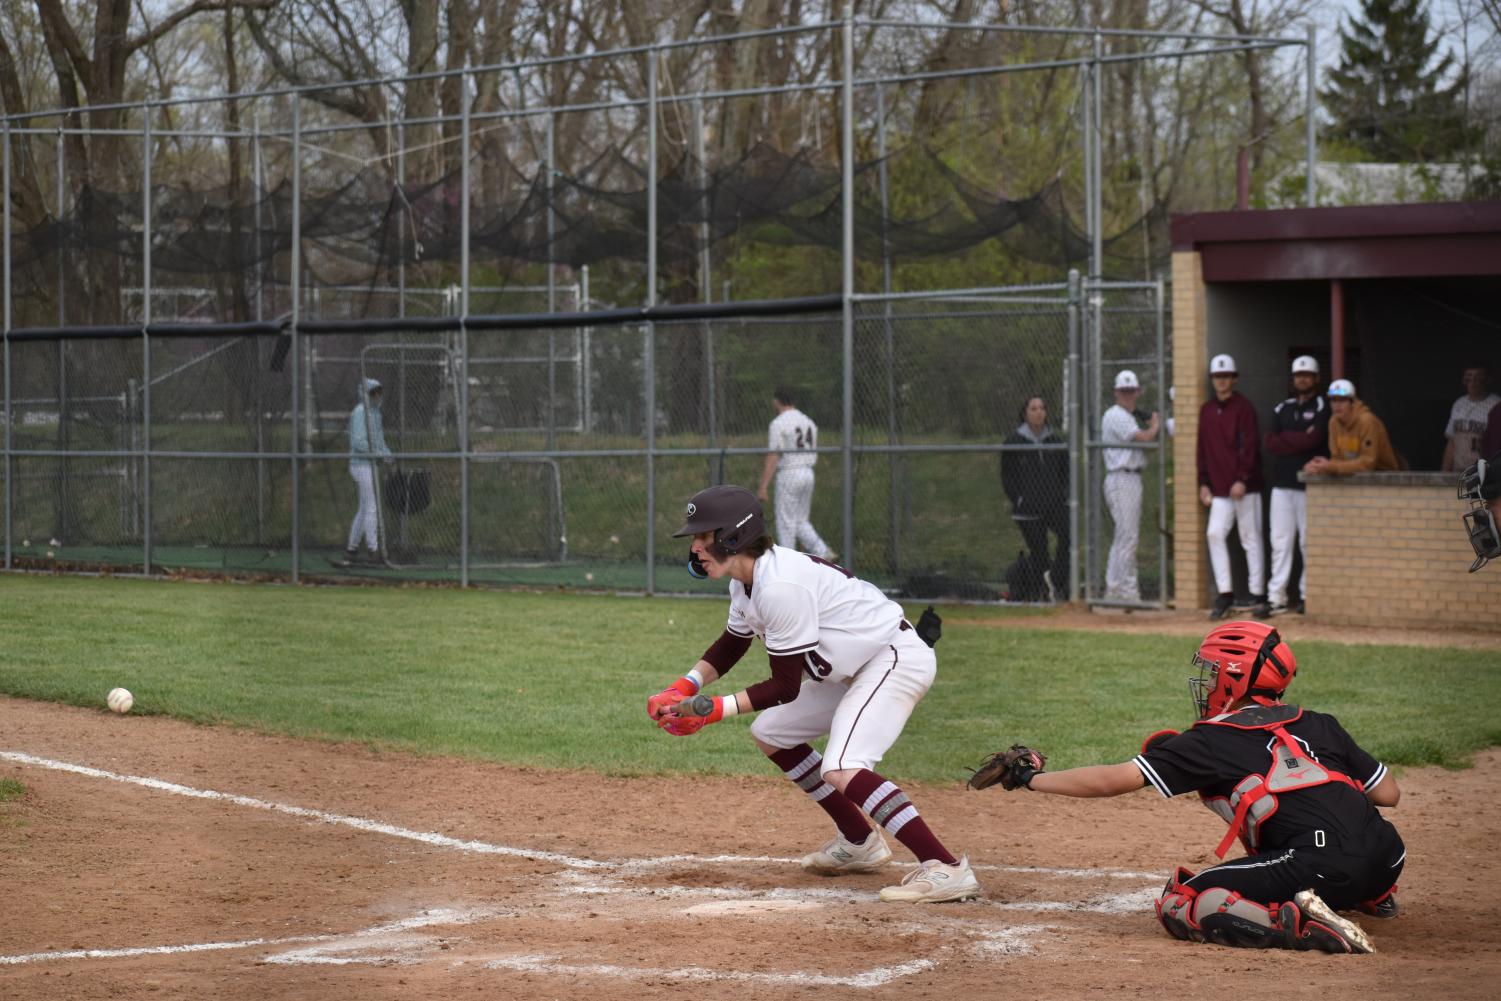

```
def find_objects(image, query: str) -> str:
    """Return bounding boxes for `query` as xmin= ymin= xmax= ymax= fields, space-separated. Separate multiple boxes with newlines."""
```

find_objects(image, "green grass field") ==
xmin=1 ymin=574 xmax=1496 ymax=780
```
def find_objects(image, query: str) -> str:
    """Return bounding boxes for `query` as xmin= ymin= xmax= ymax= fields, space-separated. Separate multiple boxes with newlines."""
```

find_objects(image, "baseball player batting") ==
xmin=970 ymin=620 xmax=1403 ymax=953
xmin=647 ymin=484 xmax=978 ymax=903
xmin=758 ymin=387 xmax=835 ymax=560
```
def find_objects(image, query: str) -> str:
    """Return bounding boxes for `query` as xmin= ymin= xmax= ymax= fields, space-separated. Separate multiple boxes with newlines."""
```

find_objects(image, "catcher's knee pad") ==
xmin=1156 ymin=867 xmax=1205 ymax=942
xmin=1156 ymin=868 xmax=1284 ymax=949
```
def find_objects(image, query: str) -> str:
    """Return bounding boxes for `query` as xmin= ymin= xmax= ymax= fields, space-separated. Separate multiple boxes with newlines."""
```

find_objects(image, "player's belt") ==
xmin=1107 ymin=468 xmax=1141 ymax=474
xmin=899 ymin=619 xmax=912 ymax=632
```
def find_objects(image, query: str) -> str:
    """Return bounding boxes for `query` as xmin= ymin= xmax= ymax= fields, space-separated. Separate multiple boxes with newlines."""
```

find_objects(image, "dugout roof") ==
xmin=1169 ymin=200 xmax=1501 ymax=282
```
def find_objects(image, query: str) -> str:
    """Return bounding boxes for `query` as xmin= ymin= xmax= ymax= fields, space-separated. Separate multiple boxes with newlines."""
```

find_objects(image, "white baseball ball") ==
xmin=107 ymin=687 xmax=134 ymax=714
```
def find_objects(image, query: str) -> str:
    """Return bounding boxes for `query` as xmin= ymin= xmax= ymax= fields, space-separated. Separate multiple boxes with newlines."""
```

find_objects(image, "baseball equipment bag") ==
xmin=383 ymin=469 xmax=431 ymax=515
xmin=967 ymin=745 xmax=1046 ymax=791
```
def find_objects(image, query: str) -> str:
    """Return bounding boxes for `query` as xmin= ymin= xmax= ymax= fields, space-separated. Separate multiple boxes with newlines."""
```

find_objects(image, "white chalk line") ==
xmin=0 ymin=907 xmax=502 ymax=967
xmin=0 ymin=750 xmax=608 ymax=870
xmin=0 ymin=749 xmax=1161 ymax=982
xmin=481 ymin=954 xmax=939 ymax=988
xmin=0 ymin=749 xmax=1162 ymax=881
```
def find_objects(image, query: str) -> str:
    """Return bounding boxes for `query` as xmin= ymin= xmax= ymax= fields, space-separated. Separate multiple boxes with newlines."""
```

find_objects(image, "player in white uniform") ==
xmin=758 ymin=387 xmax=835 ymax=559
xmin=648 ymin=484 xmax=979 ymax=903
xmin=1101 ymin=370 xmax=1159 ymax=602
xmin=1442 ymin=363 xmax=1500 ymax=472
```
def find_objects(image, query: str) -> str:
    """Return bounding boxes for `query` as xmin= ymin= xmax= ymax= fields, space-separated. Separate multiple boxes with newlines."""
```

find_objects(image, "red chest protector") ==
xmin=1193 ymin=702 xmax=1364 ymax=858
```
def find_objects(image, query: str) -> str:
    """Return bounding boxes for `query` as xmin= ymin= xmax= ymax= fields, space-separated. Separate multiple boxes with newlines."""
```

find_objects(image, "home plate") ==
xmin=685 ymin=899 xmax=823 ymax=916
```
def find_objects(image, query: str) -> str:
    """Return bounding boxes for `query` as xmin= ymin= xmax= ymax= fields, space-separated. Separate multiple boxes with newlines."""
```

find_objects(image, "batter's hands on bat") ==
xmin=967 ymin=744 xmax=1047 ymax=791
xmin=647 ymin=677 xmax=698 ymax=721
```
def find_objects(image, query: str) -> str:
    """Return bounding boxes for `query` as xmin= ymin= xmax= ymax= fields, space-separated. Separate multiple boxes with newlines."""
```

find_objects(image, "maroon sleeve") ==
xmin=701 ymin=629 xmax=753 ymax=675
xmin=743 ymin=653 xmax=805 ymax=711
xmin=1484 ymin=401 xmax=1501 ymax=459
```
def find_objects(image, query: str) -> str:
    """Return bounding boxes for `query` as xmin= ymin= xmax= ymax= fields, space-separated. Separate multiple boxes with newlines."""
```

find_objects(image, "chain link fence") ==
xmin=3 ymin=278 xmax=1166 ymax=602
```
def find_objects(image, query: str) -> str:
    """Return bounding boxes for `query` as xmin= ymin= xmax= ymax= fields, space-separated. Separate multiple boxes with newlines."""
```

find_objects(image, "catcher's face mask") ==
xmin=1460 ymin=459 xmax=1501 ymax=573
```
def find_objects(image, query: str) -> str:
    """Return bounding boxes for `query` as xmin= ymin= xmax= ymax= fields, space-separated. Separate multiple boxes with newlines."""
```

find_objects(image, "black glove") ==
xmin=915 ymin=605 xmax=942 ymax=648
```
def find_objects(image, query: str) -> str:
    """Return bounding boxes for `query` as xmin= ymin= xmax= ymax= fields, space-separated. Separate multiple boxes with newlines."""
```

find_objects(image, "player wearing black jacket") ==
xmin=1258 ymin=356 xmax=1330 ymax=617
xmin=1000 ymin=395 xmax=1069 ymax=600
xmin=985 ymin=620 xmax=1403 ymax=954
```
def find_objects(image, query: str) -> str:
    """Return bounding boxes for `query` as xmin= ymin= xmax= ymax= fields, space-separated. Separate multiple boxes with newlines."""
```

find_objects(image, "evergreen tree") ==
xmin=1321 ymin=0 xmax=1471 ymax=160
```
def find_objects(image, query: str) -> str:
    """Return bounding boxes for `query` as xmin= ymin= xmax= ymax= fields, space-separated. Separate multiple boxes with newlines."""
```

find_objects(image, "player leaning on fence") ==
xmin=647 ymin=485 xmax=979 ymax=903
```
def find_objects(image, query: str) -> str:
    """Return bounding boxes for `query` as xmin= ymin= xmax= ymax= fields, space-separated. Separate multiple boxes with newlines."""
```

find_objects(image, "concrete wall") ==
xmin=1304 ymin=472 xmax=1501 ymax=631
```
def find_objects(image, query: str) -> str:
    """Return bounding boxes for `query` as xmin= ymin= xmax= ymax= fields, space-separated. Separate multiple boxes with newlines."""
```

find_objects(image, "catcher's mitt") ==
xmin=967 ymin=744 xmax=1046 ymax=791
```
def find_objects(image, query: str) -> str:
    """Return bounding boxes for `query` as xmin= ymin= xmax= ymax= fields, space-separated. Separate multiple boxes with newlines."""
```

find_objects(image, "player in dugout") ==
xmin=970 ymin=620 xmax=1403 ymax=954
xmin=646 ymin=484 xmax=978 ymax=903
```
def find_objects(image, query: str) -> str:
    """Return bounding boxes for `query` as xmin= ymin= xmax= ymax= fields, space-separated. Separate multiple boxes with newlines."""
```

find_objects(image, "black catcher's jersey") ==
xmin=1134 ymin=707 xmax=1392 ymax=851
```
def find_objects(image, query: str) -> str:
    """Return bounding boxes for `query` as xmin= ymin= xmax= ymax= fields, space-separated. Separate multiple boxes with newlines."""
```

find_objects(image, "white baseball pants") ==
xmin=1104 ymin=470 xmax=1142 ymax=601
xmin=1206 ymin=493 xmax=1265 ymax=596
xmin=346 ymin=464 xmax=380 ymax=553
xmin=774 ymin=466 xmax=833 ymax=557
xmin=1266 ymin=487 xmax=1307 ymax=605
xmin=750 ymin=625 xmax=935 ymax=773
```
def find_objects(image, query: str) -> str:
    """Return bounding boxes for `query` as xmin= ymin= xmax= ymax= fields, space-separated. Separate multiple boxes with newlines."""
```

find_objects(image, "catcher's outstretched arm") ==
xmin=1029 ymin=762 xmax=1145 ymax=798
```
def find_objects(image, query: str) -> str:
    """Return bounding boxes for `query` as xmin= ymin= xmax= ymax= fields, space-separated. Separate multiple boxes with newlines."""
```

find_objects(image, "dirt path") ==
xmin=1 ymin=697 xmax=1497 ymax=1000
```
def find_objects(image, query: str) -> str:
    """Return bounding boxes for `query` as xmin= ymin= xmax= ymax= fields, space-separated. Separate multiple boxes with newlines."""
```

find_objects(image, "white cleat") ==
xmin=801 ymin=829 xmax=893 ymax=874
xmin=1285 ymin=889 xmax=1376 ymax=954
xmin=878 ymin=855 xmax=981 ymax=903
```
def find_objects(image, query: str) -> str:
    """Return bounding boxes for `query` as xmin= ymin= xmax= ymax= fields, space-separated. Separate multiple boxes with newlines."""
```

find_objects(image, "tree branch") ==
xmin=125 ymin=0 xmax=278 ymax=57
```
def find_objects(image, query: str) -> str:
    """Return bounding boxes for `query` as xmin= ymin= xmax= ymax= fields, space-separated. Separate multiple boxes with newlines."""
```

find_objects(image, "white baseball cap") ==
xmin=363 ymin=377 xmax=382 ymax=393
xmin=1209 ymin=354 xmax=1237 ymax=375
xmin=1291 ymin=355 xmax=1319 ymax=375
xmin=1114 ymin=369 xmax=1140 ymax=390
xmin=1327 ymin=378 xmax=1356 ymax=398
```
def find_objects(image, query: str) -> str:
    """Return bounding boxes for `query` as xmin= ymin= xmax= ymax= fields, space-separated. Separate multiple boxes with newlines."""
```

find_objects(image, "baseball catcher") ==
xmin=970 ymin=621 xmax=1404 ymax=954
xmin=645 ymin=484 xmax=979 ymax=903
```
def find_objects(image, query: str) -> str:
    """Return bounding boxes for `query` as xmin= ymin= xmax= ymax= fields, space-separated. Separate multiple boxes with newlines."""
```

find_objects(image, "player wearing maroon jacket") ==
xmin=1197 ymin=354 xmax=1265 ymax=620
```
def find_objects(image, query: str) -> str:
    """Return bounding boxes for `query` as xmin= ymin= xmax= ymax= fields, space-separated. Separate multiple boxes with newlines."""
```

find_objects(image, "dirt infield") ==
xmin=2 ymin=696 xmax=1498 ymax=1000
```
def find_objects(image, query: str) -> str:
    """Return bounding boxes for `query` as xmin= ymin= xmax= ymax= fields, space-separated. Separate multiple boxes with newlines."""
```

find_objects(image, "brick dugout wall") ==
xmin=1303 ymin=472 xmax=1501 ymax=632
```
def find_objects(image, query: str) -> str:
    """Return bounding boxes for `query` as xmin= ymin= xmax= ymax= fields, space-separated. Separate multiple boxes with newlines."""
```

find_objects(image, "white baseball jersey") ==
xmin=769 ymin=407 xmax=818 ymax=471
xmin=1446 ymin=393 xmax=1500 ymax=469
xmin=1101 ymin=404 xmax=1146 ymax=471
xmin=725 ymin=545 xmax=903 ymax=683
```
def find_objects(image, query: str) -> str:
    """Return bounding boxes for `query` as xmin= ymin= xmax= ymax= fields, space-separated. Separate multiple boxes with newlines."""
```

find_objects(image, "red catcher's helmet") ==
xmin=1190 ymin=620 xmax=1297 ymax=719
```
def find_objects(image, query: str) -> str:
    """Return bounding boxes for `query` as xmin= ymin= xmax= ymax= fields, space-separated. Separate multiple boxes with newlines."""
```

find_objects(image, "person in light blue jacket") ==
xmin=340 ymin=378 xmax=392 ymax=565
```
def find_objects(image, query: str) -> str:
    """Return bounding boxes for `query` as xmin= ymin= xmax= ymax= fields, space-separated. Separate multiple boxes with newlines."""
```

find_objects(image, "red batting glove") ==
xmin=647 ymin=676 xmax=698 ymax=721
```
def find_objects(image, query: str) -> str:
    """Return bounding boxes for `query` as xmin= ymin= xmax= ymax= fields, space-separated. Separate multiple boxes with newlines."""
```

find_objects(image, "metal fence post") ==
xmin=1091 ymin=31 xmax=1104 ymax=280
xmin=694 ymin=97 xmax=716 ymax=478
xmin=142 ymin=109 xmax=153 ymax=574
xmin=2 ymin=123 xmax=10 ymax=570
xmin=1067 ymin=269 xmax=1081 ymax=601
xmin=1305 ymin=24 xmax=1318 ymax=207
xmin=841 ymin=5 xmax=855 ymax=567
xmin=645 ymin=45 xmax=659 ymax=594
xmin=460 ymin=70 xmax=472 ymax=587
xmin=290 ymin=96 xmax=302 ymax=583
xmin=546 ymin=110 xmax=557 ymax=453
xmin=1155 ymin=278 xmax=1168 ymax=607
xmin=877 ymin=84 xmax=899 ymax=575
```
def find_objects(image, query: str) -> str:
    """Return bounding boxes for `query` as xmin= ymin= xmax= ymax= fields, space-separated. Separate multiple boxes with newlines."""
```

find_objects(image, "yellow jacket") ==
xmin=1327 ymin=399 xmax=1402 ymax=474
